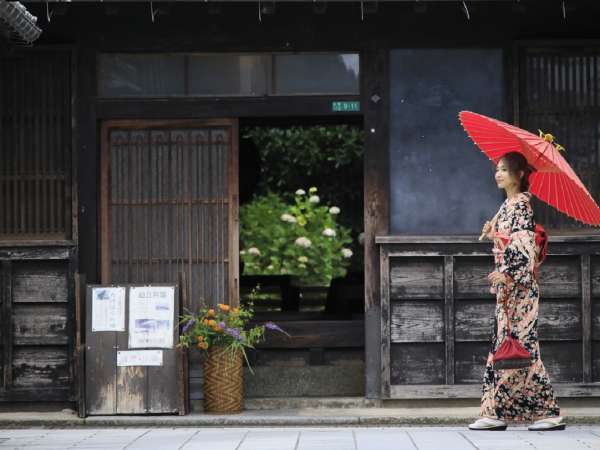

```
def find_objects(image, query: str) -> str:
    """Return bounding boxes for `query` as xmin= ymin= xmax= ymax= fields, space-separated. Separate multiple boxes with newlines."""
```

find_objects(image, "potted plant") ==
xmin=179 ymin=298 xmax=288 ymax=414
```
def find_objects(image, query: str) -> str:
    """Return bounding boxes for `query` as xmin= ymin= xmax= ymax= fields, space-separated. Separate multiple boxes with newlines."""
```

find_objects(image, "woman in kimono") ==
xmin=468 ymin=152 xmax=565 ymax=431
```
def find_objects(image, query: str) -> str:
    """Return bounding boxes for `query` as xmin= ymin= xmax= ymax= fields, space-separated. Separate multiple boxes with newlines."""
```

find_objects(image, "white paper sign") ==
xmin=92 ymin=287 xmax=126 ymax=332
xmin=117 ymin=350 xmax=163 ymax=367
xmin=128 ymin=286 xmax=175 ymax=349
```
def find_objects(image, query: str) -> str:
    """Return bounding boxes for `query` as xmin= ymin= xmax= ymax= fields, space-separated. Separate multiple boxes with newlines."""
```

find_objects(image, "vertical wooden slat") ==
xmin=200 ymin=132 xmax=206 ymax=304
xmin=379 ymin=247 xmax=390 ymax=399
xmin=33 ymin=56 xmax=40 ymax=235
xmin=11 ymin=61 xmax=17 ymax=234
xmin=444 ymin=255 xmax=455 ymax=385
xmin=18 ymin=58 xmax=25 ymax=234
xmin=75 ymin=273 xmax=86 ymax=418
xmin=100 ymin=125 xmax=112 ymax=283
xmin=582 ymin=254 xmax=592 ymax=383
xmin=229 ymin=121 xmax=239 ymax=308
xmin=49 ymin=55 xmax=57 ymax=234
xmin=2 ymin=261 xmax=13 ymax=388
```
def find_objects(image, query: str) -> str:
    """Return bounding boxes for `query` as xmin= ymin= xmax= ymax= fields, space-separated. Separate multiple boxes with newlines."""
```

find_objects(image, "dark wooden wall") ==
xmin=3 ymin=1 xmax=600 ymax=404
xmin=0 ymin=49 xmax=76 ymax=403
xmin=378 ymin=236 xmax=600 ymax=398
xmin=0 ymin=246 xmax=75 ymax=402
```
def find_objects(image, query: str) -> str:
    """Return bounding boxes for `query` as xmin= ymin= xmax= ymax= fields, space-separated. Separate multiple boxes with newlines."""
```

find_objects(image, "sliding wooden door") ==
xmin=100 ymin=119 xmax=239 ymax=308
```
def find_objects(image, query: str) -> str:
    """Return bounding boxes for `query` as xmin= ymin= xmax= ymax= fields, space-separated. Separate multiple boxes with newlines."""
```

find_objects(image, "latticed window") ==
xmin=519 ymin=47 xmax=600 ymax=231
xmin=0 ymin=51 xmax=73 ymax=240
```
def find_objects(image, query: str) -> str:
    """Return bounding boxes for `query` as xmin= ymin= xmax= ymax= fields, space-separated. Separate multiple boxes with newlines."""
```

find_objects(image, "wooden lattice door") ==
xmin=100 ymin=119 xmax=239 ymax=308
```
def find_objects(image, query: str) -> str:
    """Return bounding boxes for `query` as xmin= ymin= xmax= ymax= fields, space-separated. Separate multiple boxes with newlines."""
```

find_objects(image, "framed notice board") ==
xmin=85 ymin=284 xmax=185 ymax=415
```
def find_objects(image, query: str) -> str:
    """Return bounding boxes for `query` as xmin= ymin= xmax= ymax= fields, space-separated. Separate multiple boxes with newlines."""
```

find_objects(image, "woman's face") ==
xmin=495 ymin=158 xmax=520 ymax=190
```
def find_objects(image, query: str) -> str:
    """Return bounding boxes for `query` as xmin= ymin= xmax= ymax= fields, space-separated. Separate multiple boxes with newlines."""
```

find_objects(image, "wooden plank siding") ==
xmin=378 ymin=236 xmax=600 ymax=398
xmin=0 ymin=248 xmax=75 ymax=402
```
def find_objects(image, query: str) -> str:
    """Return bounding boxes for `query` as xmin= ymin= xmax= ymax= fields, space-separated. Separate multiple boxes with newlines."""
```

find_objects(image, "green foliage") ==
xmin=240 ymin=187 xmax=353 ymax=285
xmin=242 ymin=125 xmax=364 ymax=236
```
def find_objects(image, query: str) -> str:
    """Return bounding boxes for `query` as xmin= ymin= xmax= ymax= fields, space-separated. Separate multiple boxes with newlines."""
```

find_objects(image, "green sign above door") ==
xmin=332 ymin=101 xmax=360 ymax=112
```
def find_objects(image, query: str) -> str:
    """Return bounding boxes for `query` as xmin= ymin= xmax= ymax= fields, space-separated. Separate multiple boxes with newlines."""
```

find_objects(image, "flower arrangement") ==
xmin=178 ymin=296 xmax=288 ymax=372
xmin=240 ymin=187 xmax=353 ymax=285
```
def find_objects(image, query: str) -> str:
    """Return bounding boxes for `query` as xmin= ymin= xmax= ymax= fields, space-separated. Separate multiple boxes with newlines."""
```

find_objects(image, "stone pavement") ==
xmin=1 ymin=426 xmax=600 ymax=450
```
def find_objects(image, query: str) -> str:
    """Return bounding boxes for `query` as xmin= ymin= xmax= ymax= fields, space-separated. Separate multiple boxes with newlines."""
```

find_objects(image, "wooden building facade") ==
xmin=1 ymin=0 xmax=600 ymax=409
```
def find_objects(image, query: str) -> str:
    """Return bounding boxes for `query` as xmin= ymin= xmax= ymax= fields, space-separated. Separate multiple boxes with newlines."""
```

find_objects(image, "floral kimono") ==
xmin=480 ymin=191 xmax=560 ymax=422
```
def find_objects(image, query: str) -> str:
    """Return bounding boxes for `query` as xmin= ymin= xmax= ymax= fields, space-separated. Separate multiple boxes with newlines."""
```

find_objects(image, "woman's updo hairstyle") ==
xmin=500 ymin=151 xmax=533 ymax=193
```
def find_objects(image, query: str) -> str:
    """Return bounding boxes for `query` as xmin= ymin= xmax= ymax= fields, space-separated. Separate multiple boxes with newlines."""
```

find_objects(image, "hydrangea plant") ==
xmin=240 ymin=187 xmax=353 ymax=285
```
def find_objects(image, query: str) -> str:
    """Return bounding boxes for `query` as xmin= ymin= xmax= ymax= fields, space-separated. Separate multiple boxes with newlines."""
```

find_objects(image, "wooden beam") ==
xmin=76 ymin=47 xmax=99 ymax=284
xmin=96 ymin=96 xmax=361 ymax=120
xmin=363 ymin=40 xmax=390 ymax=400
xmin=389 ymin=383 xmax=600 ymax=399
xmin=380 ymin=246 xmax=391 ymax=399
xmin=253 ymin=320 xmax=364 ymax=349
xmin=1 ymin=261 xmax=12 ymax=389
xmin=582 ymin=254 xmax=592 ymax=383
xmin=444 ymin=256 xmax=455 ymax=385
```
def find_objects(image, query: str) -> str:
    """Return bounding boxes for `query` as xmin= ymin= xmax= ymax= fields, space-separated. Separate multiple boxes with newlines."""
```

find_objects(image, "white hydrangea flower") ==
xmin=358 ymin=232 xmax=365 ymax=245
xmin=322 ymin=228 xmax=336 ymax=237
xmin=267 ymin=264 xmax=274 ymax=270
xmin=294 ymin=237 xmax=312 ymax=248
xmin=248 ymin=247 xmax=261 ymax=256
xmin=295 ymin=189 xmax=306 ymax=196
xmin=240 ymin=250 xmax=246 ymax=255
xmin=341 ymin=248 xmax=353 ymax=258
xmin=329 ymin=206 xmax=341 ymax=215
xmin=298 ymin=263 xmax=307 ymax=269
xmin=280 ymin=213 xmax=297 ymax=223
xmin=309 ymin=187 xmax=318 ymax=194
xmin=309 ymin=195 xmax=320 ymax=204
xmin=298 ymin=256 xmax=308 ymax=263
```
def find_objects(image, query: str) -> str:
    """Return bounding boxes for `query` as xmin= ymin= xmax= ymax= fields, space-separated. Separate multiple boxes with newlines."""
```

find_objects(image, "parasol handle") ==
xmin=479 ymin=210 xmax=501 ymax=241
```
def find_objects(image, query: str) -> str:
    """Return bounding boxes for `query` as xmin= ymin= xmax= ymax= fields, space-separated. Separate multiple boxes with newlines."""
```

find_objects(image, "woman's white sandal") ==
xmin=468 ymin=417 xmax=508 ymax=431
xmin=528 ymin=417 xmax=566 ymax=431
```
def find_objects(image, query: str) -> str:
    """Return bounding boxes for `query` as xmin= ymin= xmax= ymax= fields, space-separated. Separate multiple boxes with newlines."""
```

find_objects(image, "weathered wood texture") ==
xmin=100 ymin=120 xmax=238 ymax=310
xmin=363 ymin=42 xmax=390 ymax=399
xmin=85 ymin=284 xmax=181 ymax=415
xmin=0 ymin=254 xmax=74 ymax=402
xmin=380 ymin=239 xmax=600 ymax=398
xmin=0 ymin=50 xmax=73 ymax=240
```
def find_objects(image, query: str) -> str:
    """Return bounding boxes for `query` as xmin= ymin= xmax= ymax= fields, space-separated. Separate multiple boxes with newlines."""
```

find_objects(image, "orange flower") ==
xmin=232 ymin=307 xmax=239 ymax=314
xmin=207 ymin=309 xmax=216 ymax=318
xmin=218 ymin=304 xmax=230 ymax=312
xmin=207 ymin=319 xmax=217 ymax=327
xmin=197 ymin=341 xmax=208 ymax=350
xmin=197 ymin=335 xmax=204 ymax=342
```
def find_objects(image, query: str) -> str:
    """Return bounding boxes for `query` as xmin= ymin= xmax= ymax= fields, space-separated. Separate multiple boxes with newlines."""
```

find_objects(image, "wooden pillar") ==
xmin=76 ymin=46 xmax=99 ymax=283
xmin=362 ymin=41 xmax=390 ymax=399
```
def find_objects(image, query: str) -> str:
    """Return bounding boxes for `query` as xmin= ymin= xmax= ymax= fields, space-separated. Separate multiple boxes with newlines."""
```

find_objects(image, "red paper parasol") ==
xmin=459 ymin=111 xmax=600 ymax=226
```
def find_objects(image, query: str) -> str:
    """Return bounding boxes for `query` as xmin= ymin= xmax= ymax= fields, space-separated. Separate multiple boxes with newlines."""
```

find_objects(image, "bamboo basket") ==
xmin=203 ymin=345 xmax=244 ymax=414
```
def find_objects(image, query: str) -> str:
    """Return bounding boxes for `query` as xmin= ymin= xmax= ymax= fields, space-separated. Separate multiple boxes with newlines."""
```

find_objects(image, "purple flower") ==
xmin=225 ymin=327 xmax=243 ymax=341
xmin=264 ymin=321 xmax=290 ymax=336
xmin=219 ymin=321 xmax=227 ymax=329
xmin=182 ymin=319 xmax=195 ymax=334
